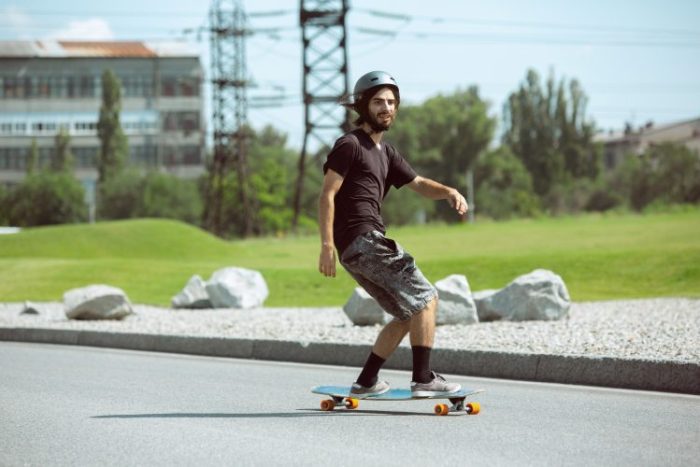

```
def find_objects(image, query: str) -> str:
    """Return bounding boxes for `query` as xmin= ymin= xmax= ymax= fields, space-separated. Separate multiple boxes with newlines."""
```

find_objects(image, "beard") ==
xmin=367 ymin=112 xmax=394 ymax=132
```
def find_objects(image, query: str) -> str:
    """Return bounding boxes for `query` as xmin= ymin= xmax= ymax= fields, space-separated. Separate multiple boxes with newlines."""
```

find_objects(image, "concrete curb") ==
xmin=1 ymin=327 xmax=698 ymax=395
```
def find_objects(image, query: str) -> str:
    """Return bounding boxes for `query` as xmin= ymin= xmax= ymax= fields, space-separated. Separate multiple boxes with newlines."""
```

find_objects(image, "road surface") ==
xmin=1 ymin=342 xmax=698 ymax=466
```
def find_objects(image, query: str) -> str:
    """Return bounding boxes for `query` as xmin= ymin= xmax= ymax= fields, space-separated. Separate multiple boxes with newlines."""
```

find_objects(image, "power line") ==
xmin=353 ymin=7 xmax=700 ymax=39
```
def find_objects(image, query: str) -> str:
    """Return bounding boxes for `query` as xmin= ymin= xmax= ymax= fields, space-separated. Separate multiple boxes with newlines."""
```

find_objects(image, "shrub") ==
xmin=3 ymin=172 xmax=87 ymax=226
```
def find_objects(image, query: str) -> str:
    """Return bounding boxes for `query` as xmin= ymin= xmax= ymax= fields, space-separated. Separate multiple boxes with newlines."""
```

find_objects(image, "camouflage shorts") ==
xmin=340 ymin=230 xmax=437 ymax=321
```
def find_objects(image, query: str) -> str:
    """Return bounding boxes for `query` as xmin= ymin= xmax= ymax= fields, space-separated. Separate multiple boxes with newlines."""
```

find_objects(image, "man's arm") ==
xmin=407 ymin=175 xmax=468 ymax=216
xmin=318 ymin=169 xmax=344 ymax=277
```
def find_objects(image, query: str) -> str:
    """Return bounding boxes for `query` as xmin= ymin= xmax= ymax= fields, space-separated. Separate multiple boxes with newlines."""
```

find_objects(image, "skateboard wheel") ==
xmin=345 ymin=398 xmax=359 ymax=409
xmin=466 ymin=402 xmax=480 ymax=415
xmin=434 ymin=403 xmax=449 ymax=416
xmin=320 ymin=399 xmax=336 ymax=411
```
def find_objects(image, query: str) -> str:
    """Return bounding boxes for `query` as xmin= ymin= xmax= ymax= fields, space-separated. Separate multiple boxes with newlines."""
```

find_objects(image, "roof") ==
xmin=0 ymin=40 xmax=199 ymax=58
xmin=595 ymin=116 xmax=700 ymax=143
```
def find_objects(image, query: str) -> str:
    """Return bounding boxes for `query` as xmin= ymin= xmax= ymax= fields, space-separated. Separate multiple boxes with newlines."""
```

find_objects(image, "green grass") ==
xmin=1 ymin=211 xmax=699 ymax=306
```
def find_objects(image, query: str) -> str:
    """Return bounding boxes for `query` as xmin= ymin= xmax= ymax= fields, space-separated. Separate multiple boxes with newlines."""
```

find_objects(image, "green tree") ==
xmin=389 ymin=86 xmax=496 ymax=221
xmin=0 ymin=185 xmax=7 ymax=224
xmin=475 ymin=146 xmax=541 ymax=219
xmin=139 ymin=173 xmax=202 ymax=225
xmin=97 ymin=69 xmax=128 ymax=184
xmin=97 ymin=169 xmax=143 ymax=219
xmin=4 ymin=172 xmax=86 ymax=226
xmin=202 ymin=125 xmax=300 ymax=237
xmin=503 ymin=69 xmax=600 ymax=198
xmin=611 ymin=143 xmax=700 ymax=210
xmin=27 ymin=139 xmax=38 ymax=175
xmin=52 ymin=128 xmax=74 ymax=172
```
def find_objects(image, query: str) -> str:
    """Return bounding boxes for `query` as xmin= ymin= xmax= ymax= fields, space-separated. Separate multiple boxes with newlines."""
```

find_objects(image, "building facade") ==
xmin=596 ymin=117 xmax=700 ymax=170
xmin=0 ymin=40 xmax=205 ymax=209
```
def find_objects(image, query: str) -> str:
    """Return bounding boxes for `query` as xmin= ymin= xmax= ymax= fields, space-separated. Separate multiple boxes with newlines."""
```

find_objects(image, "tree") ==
xmin=52 ymin=128 xmax=74 ymax=172
xmin=96 ymin=69 xmax=128 ymax=184
xmin=475 ymin=146 xmax=541 ymax=219
xmin=388 ymin=86 xmax=496 ymax=221
xmin=97 ymin=170 xmax=143 ymax=220
xmin=503 ymin=69 xmax=600 ymax=198
xmin=3 ymin=172 xmax=86 ymax=227
xmin=201 ymin=125 xmax=300 ymax=237
xmin=27 ymin=139 xmax=38 ymax=175
xmin=139 ymin=173 xmax=202 ymax=225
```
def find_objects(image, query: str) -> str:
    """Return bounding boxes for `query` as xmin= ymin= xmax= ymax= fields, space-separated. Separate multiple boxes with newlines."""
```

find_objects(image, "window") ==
xmin=161 ymin=77 xmax=177 ymax=97
xmin=182 ymin=146 xmax=202 ymax=165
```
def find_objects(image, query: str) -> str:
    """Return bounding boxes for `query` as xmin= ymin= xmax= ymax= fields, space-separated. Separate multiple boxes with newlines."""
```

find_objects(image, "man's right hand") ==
xmin=319 ymin=244 xmax=337 ymax=277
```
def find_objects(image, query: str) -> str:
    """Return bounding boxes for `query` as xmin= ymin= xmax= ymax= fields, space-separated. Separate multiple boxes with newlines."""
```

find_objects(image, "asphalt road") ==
xmin=1 ymin=342 xmax=698 ymax=466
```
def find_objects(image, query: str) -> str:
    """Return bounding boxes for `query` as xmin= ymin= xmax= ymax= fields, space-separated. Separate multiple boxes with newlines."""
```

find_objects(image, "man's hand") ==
xmin=447 ymin=188 xmax=468 ymax=216
xmin=319 ymin=244 xmax=337 ymax=277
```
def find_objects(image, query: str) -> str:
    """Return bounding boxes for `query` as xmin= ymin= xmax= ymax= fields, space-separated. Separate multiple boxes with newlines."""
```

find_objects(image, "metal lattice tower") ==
xmin=206 ymin=0 xmax=254 ymax=237
xmin=292 ymin=0 xmax=350 ymax=228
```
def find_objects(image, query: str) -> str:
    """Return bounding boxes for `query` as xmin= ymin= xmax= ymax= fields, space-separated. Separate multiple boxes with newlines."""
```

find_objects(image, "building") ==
xmin=0 ymin=40 xmax=206 ymax=211
xmin=595 ymin=117 xmax=700 ymax=170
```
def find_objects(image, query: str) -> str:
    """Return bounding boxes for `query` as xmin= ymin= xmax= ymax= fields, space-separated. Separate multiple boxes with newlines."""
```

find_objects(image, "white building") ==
xmin=0 ymin=40 xmax=206 ymax=209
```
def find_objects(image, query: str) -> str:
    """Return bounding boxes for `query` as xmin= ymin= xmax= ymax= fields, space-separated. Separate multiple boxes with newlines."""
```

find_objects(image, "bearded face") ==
xmin=364 ymin=87 xmax=398 ymax=132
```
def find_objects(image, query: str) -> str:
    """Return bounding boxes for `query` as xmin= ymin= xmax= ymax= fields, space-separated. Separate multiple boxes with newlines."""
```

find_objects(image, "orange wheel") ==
xmin=434 ymin=403 xmax=449 ymax=416
xmin=466 ymin=402 xmax=481 ymax=415
xmin=345 ymin=398 xmax=359 ymax=409
xmin=320 ymin=399 xmax=336 ymax=411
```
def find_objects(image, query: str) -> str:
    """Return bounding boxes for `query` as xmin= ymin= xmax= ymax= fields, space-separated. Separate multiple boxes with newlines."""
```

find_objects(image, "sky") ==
xmin=2 ymin=0 xmax=699 ymax=151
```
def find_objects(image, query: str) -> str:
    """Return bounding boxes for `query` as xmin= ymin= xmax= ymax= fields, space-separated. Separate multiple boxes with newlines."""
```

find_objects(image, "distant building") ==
xmin=0 ymin=40 xmax=206 ymax=211
xmin=595 ymin=117 xmax=700 ymax=170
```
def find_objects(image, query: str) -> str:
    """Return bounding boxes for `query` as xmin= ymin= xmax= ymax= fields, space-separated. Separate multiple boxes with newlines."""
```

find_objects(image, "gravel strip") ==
xmin=1 ymin=298 xmax=698 ymax=363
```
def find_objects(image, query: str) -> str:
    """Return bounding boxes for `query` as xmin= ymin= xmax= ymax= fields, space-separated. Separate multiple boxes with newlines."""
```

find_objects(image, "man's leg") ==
xmin=356 ymin=296 xmax=436 ymax=387
xmin=407 ymin=296 xmax=461 ymax=395
xmin=409 ymin=296 xmax=437 ymax=384
xmin=355 ymin=319 xmax=410 ymax=388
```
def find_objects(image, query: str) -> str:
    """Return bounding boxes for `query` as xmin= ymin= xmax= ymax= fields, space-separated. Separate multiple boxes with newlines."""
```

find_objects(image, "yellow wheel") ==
xmin=345 ymin=398 xmax=360 ymax=410
xmin=466 ymin=402 xmax=480 ymax=415
xmin=434 ymin=403 xmax=449 ymax=416
xmin=320 ymin=399 xmax=336 ymax=411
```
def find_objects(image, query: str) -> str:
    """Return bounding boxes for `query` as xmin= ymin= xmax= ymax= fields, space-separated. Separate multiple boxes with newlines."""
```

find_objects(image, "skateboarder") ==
xmin=318 ymin=71 xmax=468 ymax=398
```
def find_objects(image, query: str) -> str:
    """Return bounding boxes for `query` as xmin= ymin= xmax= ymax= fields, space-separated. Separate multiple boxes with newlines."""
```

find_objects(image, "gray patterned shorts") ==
xmin=339 ymin=230 xmax=438 ymax=321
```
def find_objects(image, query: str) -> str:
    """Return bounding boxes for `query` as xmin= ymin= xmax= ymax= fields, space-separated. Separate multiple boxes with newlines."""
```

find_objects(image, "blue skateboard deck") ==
xmin=311 ymin=385 xmax=483 ymax=415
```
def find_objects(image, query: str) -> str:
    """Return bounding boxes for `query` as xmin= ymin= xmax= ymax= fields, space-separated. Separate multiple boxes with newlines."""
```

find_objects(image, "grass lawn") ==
xmin=0 ymin=210 xmax=698 ymax=307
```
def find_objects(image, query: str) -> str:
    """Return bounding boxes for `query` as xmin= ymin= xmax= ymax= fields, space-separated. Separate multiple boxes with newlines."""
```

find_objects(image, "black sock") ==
xmin=356 ymin=352 xmax=386 ymax=387
xmin=412 ymin=346 xmax=433 ymax=383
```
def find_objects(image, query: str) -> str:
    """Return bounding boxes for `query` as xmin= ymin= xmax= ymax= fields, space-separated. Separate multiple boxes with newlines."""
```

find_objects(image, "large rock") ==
xmin=473 ymin=289 xmax=499 ymax=321
xmin=483 ymin=269 xmax=570 ymax=321
xmin=343 ymin=287 xmax=391 ymax=326
xmin=64 ymin=285 xmax=133 ymax=320
xmin=171 ymin=275 xmax=212 ymax=309
xmin=205 ymin=267 xmax=269 ymax=309
xmin=434 ymin=275 xmax=479 ymax=325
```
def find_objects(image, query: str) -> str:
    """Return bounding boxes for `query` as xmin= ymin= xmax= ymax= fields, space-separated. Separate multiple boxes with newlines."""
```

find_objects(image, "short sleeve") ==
xmin=323 ymin=136 xmax=357 ymax=177
xmin=386 ymin=144 xmax=417 ymax=188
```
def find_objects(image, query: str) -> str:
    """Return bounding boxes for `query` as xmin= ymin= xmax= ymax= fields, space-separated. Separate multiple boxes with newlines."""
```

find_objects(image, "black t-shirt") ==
xmin=323 ymin=129 xmax=417 ymax=255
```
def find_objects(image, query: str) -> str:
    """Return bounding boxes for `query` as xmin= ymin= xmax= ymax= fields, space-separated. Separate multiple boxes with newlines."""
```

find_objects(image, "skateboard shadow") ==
xmin=92 ymin=408 xmax=438 ymax=420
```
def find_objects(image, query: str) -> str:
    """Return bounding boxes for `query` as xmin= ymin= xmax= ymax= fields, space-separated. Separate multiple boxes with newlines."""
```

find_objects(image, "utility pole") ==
xmin=292 ymin=0 xmax=350 ymax=229
xmin=205 ymin=0 xmax=254 ymax=237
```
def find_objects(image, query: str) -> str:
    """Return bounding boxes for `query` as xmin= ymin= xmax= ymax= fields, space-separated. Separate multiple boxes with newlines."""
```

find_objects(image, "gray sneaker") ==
xmin=350 ymin=380 xmax=390 ymax=398
xmin=411 ymin=372 xmax=461 ymax=397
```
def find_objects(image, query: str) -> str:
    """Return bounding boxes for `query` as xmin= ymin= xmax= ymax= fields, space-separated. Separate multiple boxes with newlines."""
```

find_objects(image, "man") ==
xmin=319 ymin=71 xmax=468 ymax=398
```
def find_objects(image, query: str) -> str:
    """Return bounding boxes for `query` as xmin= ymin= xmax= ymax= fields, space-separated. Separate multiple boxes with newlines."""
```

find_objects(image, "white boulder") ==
xmin=434 ymin=275 xmax=479 ymax=325
xmin=205 ymin=267 xmax=269 ymax=309
xmin=484 ymin=269 xmax=570 ymax=321
xmin=343 ymin=287 xmax=391 ymax=326
xmin=473 ymin=289 xmax=499 ymax=321
xmin=171 ymin=275 xmax=212 ymax=309
xmin=64 ymin=285 xmax=133 ymax=320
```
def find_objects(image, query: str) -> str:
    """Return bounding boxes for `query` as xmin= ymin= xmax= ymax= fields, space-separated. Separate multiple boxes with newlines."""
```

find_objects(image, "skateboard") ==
xmin=311 ymin=385 xmax=483 ymax=416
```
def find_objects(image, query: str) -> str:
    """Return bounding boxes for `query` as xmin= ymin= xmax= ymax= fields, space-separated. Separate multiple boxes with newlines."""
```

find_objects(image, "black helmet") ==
xmin=341 ymin=70 xmax=400 ymax=108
